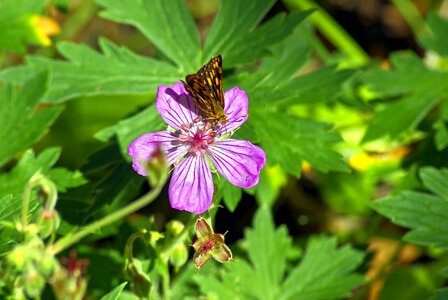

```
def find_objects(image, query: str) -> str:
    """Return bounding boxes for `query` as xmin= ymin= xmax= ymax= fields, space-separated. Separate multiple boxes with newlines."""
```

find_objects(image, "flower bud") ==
xmin=124 ymin=259 xmax=152 ymax=298
xmin=144 ymin=147 xmax=168 ymax=187
xmin=24 ymin=267 xmax=45 ymax=298
xmin=169 ymin=243 xmax=188 ymax=269
xmin=36 ymin=208 xmax=61 ymax=239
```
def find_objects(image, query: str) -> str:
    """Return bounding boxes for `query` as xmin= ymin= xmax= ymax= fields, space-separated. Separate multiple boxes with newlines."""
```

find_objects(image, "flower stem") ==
xmin=48 ymin=180 xmax=165 ymax=256
xmin=284 ymin=0 xmax=369 ymax=67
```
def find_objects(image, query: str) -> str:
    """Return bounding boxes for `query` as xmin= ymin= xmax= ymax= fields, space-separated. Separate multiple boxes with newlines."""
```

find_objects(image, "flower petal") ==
xmin=208 ymin=139 xmax=266 ymax=188
xmin=219 ymin=87 xmax=249 ymax=134
xmin=169 ymin=153 xmax=214 ymax=214
xmin=128 ymin=131 xmax=187 ymax=176
xmin=156 ymin=82 xmax=200 ymax=130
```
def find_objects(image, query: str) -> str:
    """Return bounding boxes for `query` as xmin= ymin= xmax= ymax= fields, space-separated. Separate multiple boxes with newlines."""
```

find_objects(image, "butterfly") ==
xmin=181 ymin=54 xmax=227 ymax=125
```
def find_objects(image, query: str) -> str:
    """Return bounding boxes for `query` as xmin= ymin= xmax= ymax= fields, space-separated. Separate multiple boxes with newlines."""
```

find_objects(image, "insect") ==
xmin=181 ymin=54 xmax=228 ymax=125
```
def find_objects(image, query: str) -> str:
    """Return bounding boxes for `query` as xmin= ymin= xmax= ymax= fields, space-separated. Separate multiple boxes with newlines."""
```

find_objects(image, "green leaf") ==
xmin=258 ymin=26 xmax=312 ymax=84
xmin=361 ymin=52 xmax=448 ymax=142
xmin=278 ymin=236 xmax=365 ymax=300
xmin=48 ymin=168 xmax=88 ymax=192
xmin=250 ymin=110 xmax=348 ymax=176
xmin=96 ymin=0 xmax=200 ymax=70
xmin=0 ymin=72 xmax=62 ymax=166
xmin=223 ymin=11 xmax=311 ymax=67
xmin=419 ymin=167 xmax=448 ymax=199
xmin=0 ymin=38 xmax=181 ymax=103
xmin=0 ymin=0 xmax=47 ymax=52
xmin=430 ymin=288 xmax=448 ymax=300
xmin=372 ymin=190 xmax=448 ymax=248
xmin=420 ymin=12 xmax=448 ymax=56
xmin=0 ymin=148 xmax=61 ymax=197
xmin=255 ymin=165 xmax=287 ymax=207
xmin=95 ymin=106 xmax=164 ymax=156
xmin=203 ymin=0 xmax=276 ymax=60
xmin=195 ymin=207 xmax=365 ymax=300
xmin=100 ymin=282 xmax=128 ymax=300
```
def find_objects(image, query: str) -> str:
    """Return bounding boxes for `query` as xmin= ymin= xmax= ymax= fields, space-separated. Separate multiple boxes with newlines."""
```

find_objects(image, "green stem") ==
xmin=392 ymin=0 xmax=431 ymax=39
xmin=48 ymin=181 xmax=165 ymax=255
xmin=284 ymin=0 xmax=369 ymax=67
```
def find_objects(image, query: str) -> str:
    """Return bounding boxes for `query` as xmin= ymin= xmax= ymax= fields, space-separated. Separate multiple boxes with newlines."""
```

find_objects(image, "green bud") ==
xmin=166 ymin=220 xmax=185 ymax=237
xmin=169 ymin=243 xmax=188 ymax=268
xmin=24 ymin=267 xmax=45 ymax=298
xmin=144 ymin=147 xmax=168 ymax=187
xmin=124 ymin=259 xmax=152 ymax=298
xmin=36 ymin=208 xmax=61 ymax=239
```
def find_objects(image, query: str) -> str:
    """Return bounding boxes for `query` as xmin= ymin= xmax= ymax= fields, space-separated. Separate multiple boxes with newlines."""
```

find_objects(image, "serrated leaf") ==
xmin=361 ymin=52 xmax=448 ymax=142
xmin=419 ymin=167 xmax=448 ymax=200
xmin=223 ymin=11 xmax=311 ymax=67
xmin=0 ymin=148 xmax=60 ymax=197
xmin=250 ymin=110 xmax=348 ymax=176
xmin=195 ymin=207 xmax=365 ymax=300
xmin=279 ymin=236 xmax=365 ymax=300
xmin=258 ymin=26 xmax=312 ymax=84
xmin=0 ymin=72 xmax=62 ymax=166
xmin=96 ymin=0 xmax=200 ymax=70
xmin=203 ymin=0 xmax=276 ymax=60
xmin=372 ymin=191 xmax=448 ymax=248
xmin=100 ymin=282 xmax=127 ymax=300
xmin=0 ymin=0 xmax=48 ymax=52
xmin=0 ymin=38 xmax=181 ymax=103
xmin=48 ymin=168 xmax=88 ymax=192
xmin=255 ymin=165 xmax=287 ymax=207
xmin=244 ymin=206 xmax=291 ymax=299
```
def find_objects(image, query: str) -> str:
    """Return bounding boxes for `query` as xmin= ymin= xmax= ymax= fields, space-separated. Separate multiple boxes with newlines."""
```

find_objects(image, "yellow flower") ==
xmin=29 ymin=15 xmax=60 ymax=46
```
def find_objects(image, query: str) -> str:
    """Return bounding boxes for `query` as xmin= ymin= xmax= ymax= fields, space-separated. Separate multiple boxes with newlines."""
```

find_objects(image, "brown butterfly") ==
xmin=181 ymin=55 xmax=227 ymax=125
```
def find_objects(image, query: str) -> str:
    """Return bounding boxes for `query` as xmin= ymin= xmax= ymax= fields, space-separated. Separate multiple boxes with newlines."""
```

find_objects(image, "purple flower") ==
xmin=128 ymin=82 xmax=266 ymax=214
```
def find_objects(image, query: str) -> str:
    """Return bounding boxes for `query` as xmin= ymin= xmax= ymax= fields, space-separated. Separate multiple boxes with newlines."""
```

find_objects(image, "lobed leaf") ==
xmin=96 ymin=0 xmax=200 ymax=71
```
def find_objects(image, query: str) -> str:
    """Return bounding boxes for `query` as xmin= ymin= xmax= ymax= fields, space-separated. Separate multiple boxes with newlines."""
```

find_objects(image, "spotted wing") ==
xmin=182 ymin=55 xmax=225 ymax=120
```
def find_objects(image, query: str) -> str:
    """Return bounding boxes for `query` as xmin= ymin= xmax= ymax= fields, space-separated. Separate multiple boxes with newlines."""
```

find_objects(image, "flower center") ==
xmin=179 ymin=121 xmax=217 ymax=153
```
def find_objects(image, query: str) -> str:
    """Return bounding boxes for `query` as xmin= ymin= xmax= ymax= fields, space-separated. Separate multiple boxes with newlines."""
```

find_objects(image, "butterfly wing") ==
xmin=182 ymin=55 xmax=226 ymax=124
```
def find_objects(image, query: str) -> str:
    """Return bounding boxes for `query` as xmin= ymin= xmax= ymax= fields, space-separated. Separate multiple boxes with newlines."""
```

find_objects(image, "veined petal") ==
xmin=128 ymin=131 xmax=187 ymax=176
xmin=219 ymin=87 xmax=249 ymax=134
xmin=156 ymin=82 xmax=200 ymax=130
xmin=169 ymin=153 xmax=214 ymax=214
xmin=208 ymin=139 xmax=266 ymax=188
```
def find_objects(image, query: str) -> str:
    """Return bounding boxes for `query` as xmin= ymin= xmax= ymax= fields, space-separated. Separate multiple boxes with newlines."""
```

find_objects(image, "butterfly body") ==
xmin=182 ymin=55 xmax=228 ymax=125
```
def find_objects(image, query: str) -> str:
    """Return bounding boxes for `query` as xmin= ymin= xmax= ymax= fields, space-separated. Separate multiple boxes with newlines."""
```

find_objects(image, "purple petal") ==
xmin=208 ymin=139 xmax=266 ymax=188
xmin=156 ymin=82 xmax=200 ymax=130
xmin=219 ymin=87 xmax=249 ymax=134
xmin=128 ymin=131 xmax=187 ymax=176
xmin=169 ymin=153 xmax=214 ymax=214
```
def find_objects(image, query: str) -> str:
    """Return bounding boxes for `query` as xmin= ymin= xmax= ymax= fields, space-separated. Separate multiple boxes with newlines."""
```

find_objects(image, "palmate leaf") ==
xmin=250 ymin=110 xmax=348 ymax=176
xmin=203 ymin=0 xmax=276 ymax=61
xmin=96 ymin=0 xmax=200 ymax=71
xmin=0 ymin=72 xmax=62 ymax=167
xmin=361 ymin=52 xmax=448 ymax=142
xmin=0 ymin=38 xmax=181 ymax=103
xmin=222 ymin=11 xmax=311 ymax=68
xmin=372 ymin=167 xmax=448 ymax=248
xmin=195 ymin=206 xmax=365 ymax=300
xmin=0 ymin=0 xmax=47 ymax=52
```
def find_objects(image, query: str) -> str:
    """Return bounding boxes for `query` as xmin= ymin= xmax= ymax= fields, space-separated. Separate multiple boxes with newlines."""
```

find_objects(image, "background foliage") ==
xmin=1 ymin=0 xmax=448 ymax=299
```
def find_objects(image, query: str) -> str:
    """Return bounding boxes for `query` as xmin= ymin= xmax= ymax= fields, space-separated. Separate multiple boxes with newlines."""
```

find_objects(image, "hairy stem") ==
xmin=48 ymin=178 xmax=166 ymax=255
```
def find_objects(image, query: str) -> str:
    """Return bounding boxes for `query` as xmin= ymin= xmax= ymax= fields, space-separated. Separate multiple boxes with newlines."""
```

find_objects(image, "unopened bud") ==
xmin=169 ymin=243 xmax=188 ymax=268
xmin=36 ymin=208 xmax=61 ymax=238
xmin=124 ymin=259 xmax=151 ymax=298
xmin=144 ymin=147 xmax=168 ymax=187
xmin=24 ymin=267 xmax=45 ymax=298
